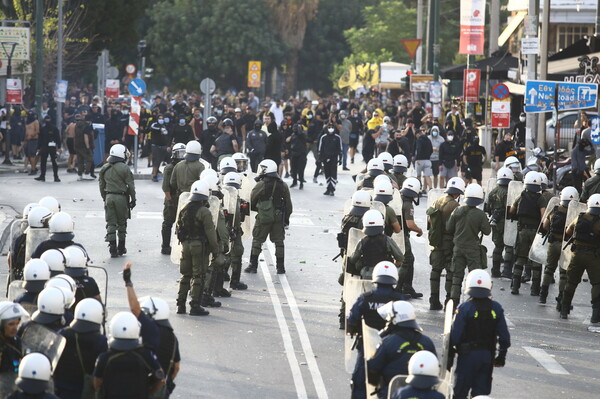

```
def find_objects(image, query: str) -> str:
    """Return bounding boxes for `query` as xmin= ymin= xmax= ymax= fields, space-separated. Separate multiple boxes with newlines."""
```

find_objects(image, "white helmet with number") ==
xmin=587 ymin=193 xmax=600 ymax=215
xmin=62 ymin=245 xmax=88 ymax=278
xmin=504 ymin=156 xmax=521 ymax=172
xmin=0 ymin=301 xmax=29 ymax=323
xmin=219 ymin=157 xmax=237 ymax=175
xmin=446 ymin=177 xmax=466 ymax=195
xmin=33 ymin=286 xmax=67 ymax=324
xmin=38 ymin=196 xmax=60 ymax=214
xmin=109 ymin=311 xmax=141 ymax=350
xmin=48 ymin=211 xmax=74 ymax=239
xmin=190 ymin=180 xmax=210 ymax=201
xmin=15 ymin=352 xmax=52 ymax=393
xmin=560 ymin=186 xmax=579 ymax=206
xmin=350 ymin=191 xmax=371 ymax=216
xmin=185 ymin=140 xmax=201 ymax=155
xmin=223 ymin=172 xmax=242 ymax=189
xmin=401 ymin=177 xmax=421 ymax=198
xmin=539 ymin=172 xmax=549 ymax=189
xmin=23 ymin=259 xmax=50 ymax=293
xmin=374 ymin=178 xmax=394 ymax=205
xmin=40 ymin=249 xmax=66 ymax=275
xmin=406 ymin=350 xmax=440 ymax=389
xmin=71 ymin=298 xmax=104 ymax=333
xmin=524 ymin=171 xmax=541 ymax=192
xmin=496 ymin=167 xmax=514 ymax=186
xmin=367 ymin=158 xmax=384 ymax=176
xmin=372 ymin=261 xmax=398 ymax=285
xmin=140 ymin=296 xmax=171 ymax=328
xmin=465 ymin=269 xmax=492 ymax=298
xmin=393 ymin=154 xmax=408 ymax=173
xmin=45 ymin=274 xmax=76 ymax=308
xmin=258 ymin=159 xmax=278 ymax=176
xmin=232 ymin=152 xmax=249 ymax=172
xmin=172 ymin=142 xmax=186 ymax=159
xmin=377 ymin=300 xmax=420 ymax=330
xmin=377 ymin=152 xmax=393 ymax=170
xmin=465 ymin=183 xmax=485 ymax=206
xmin=362 ymin=209 xmax=384 ymax=236
xmin=22 ymin=203 xmax=39 ymax=221
xmin=28 ymin=206 xmax=52 ymax=228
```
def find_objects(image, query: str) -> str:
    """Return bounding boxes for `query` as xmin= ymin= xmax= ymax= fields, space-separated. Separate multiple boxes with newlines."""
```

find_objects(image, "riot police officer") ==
xmin=223 ymin=172 xmax=249 ymax=290
xmin=427 ymin=177 xmax=465 ymax=310
xmin=31 ymin=212 xmax=80 ymax=258
xmin=373 ymin=177 xmax=402 ymax=236
xmin=484 ymin=167 xmax=513 ymax=277
xmin=99 ymin=144 xmax=136 ymax=257
xmin=170 ymin=140 xmax=205 ymax=200
xmin=391 ymin=351 xmax=444 ymax=399
xmin=40 ymin=249 xmax=66 ymax=277
xmin=399 ymin=178 xmax=424 ymax=297
xmin=0 ymin=301 xmax=28 ymax=396
xmin=8 ymin=203 xmax=38 ymax=282
xmin=62 ymin=245 xmax=102 ymax=306
xmin=450 ymin=270 xmax=510 ymax=399
xmin=232 ymin=152 xmax=250 ymax=174
xmin=14 ymin=259 xmax=50 ymax=306
xmin=24 ymin=286 xmax=68 ymax=332
xmin=245 ymin=159 xmax=293 ymax=274
xmin=161 ymin=142 xmax=186 ymax=255
xmin=503 ymin=156 xmax=523 ymax=181
xmin=392 ymin=154 xmax=409 ymax=189
xmin=356 ymin=158 xmax=385 ymax=190
xmin=581 ymin=158 xmax=600 ymax=202
xmin=6 ymin=353 xmax=60 ymax=399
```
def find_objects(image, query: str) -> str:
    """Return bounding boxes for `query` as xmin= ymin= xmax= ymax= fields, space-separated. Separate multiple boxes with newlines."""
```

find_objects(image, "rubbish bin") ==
xmin=92 ymin=123 xmax=105 ymax=167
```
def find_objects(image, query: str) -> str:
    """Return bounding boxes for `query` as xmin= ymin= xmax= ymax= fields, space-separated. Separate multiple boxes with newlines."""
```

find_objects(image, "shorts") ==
xmin=67 ymin=137 xmax=75 ymax=154
xmin=10 ymin=129 xmax=23 ymax=145
xmin=349 ymin=134 xmax=359 ymax=148
xmin=152 ymin=144 xmax=168 ymax=166
xmin=415 ymin=159 xmax=432 ymax=177
xmin=24 ymin=140 xmax=38 ymax=157
xmin=431 ymin=160 xmax=440 ymax=176
xmin=439 ymin=164 xmax=458 ymax=178
xmin=124 ymin=134 xmax=135 ymax=150
xmin=466 ymin=167 xmax=483 ymax=181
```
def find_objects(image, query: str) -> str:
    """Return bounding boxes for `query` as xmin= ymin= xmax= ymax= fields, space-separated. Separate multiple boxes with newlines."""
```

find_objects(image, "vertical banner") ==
xmin=6 ymin=78 xmax=22 ymax=104
xmin=463 ymin=69 xmax=481 ymax=103
xmin=53 ymin=80 xmax=68 ymax=103
xmin=105 ymin=79 xmax=120 ymax=98
xmin=459 ymin=0 xmax=486 ymax=55
xmin=491 ymin=101 xmax=511 ymax=128
xmin=248 ymin=61 xmax=261 ymax=88
xmin=128 ymin=96 xmax=141 ymax=136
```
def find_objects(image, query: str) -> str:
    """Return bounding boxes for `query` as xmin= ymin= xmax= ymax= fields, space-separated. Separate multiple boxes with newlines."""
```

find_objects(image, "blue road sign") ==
xmin=556 ymin=82 xmax=598 ymax=111
xmin=524 ymin=80 xmax=556 ymax=113
xmin=128 ymin=78 xmax=146 ymax=96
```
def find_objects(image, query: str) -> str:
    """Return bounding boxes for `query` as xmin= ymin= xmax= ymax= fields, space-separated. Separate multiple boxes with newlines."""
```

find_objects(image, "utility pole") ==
xmin=538 ymin=0 xmax=550 ymax=150
xmin=426 ymin=0 xmax=433 ymax=74
xmin=34 ymin=0 xmax=43 ymax=117
xmin=416 ymin=0 xmax=424 ymax=73
xmin=525 ymin=0 xmax=539 ymax=155
xmin=489 ymin=0 xmax=500 ymax=56
xmin=596 ymin=1 xmax=600 ymax=36
xmin=432 ymin=0 xmax=440 ymax=80
xmin=56 ymin=0 xmax=63 ymax=134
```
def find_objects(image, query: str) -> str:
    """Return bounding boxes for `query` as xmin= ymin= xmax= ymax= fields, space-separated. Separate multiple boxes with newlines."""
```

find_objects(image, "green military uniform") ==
xmin=561 ymin=212 xmax=600 ymax=321
xmin=383 ymin=204 xmax=398 ymax=237
xmin=176 ymin=200 xmax=219 ymax=311
xmin=511 ymin=190 xmax=548 ymax=294
xmin=513 ymin=171 xmax=523 ymax=181
xmin=428 ymin=194 xmax=458 ymax=308
xmin=225 ymin=193 xmax=247 ymax=289
xmin=486 ymin=184 xmax=508 ymax=275
xmin=398 ymin=196 xmax=418 ymax=295
xmin=446 ymin=204 xmax=491 ymax=302
xmin=525 ymin=189 xmax=556 ymax=282
xmin=581 ymin=174 xmax=600 ymax=202
xmin=248 ymin=176 xmax=293 ymax=273
xmin=540 ymin=204 xmax=568 ymax=308
xmin=170 ymin=159 xmax=205 ymax=199
xmin=393 ymin=172 xmax=407 ymax=189
xmin=99 ymin=160 xmax=136 ymax=256
xmin=206 ymin=205 xmax=230 ymax=303
xmin=386 ymin=172 xmax=399 ymax=187
xmin=347 ymin=234 xmax=404 ymax=279
xmin=161 ymin=161 xmax=178 ymax=253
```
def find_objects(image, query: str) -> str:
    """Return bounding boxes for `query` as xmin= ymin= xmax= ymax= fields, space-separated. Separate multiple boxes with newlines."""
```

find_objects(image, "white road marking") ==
xmin=84 ymin=212 xmax=104 ymax=218
xmin=505 ymin=316 xmax=515 ymax=327
xmin=259 ymin=256 xmax=308 ymax=399
xmin=523 ymin=346 xmax=570 ymax=375
xmin=136 ymin=211 xmax=163 ymax=219
xmin=266 ymin=241 xmax=329 ymax=399
xmin=289 ymin=216 xmax=315 ymax=226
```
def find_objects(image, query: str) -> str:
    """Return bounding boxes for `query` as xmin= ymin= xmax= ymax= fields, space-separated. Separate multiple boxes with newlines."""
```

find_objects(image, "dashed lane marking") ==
xmin=523 ymin=346 xmax=570 ymax=375
xmin=136 ymin=211 xmax=163 ymax=219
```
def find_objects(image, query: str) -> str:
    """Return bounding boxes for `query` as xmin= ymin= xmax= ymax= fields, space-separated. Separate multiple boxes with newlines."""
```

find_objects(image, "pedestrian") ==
xmin=99 ymin=144 xmax=136 ymax=257
xmin=484 ymin=167 xmax=513 ymax=277
xmin=34 ymin=115 xmax=61 ymax=182
xmin=319 ymin=122 xmax=342 ymax=196
xmin=450 ymin=270 xmax=510 ymax=399
xmin=246 ymin=119 xmax=267 ymax=173
xmin=337 ymin=110 xmax=352 ymax=170
xmin=211 ymin=119 xmax=239 ymax=163
xmin=581 ymin=159 xmax=600 ymax=202
xmin=150 ymin=114 xmax=171 ymax=182
xmin=161 ymin=143 xmax=186 ymax=255
xmin=23 ymin=110 xmax=40 ymax=175
xmin=5 ymin=353 xmax=60 ymax=399
xmin=288 ymin=123 xmax=307 ymax=189
xmin=74 ymin=114 xmax=95 ymax=181
xmin=362 ymin=122 xmax=382 ymax=164
xmin=386 ymin=128 xmax=411 ymax=158
xmin=463 ymin=135 xmax=487 ymax=185
xmin=511 ymin=113 xmax=527 ymax=147
xmin=414 ymin=127 xmax=433 ymax=193
xmin=65 ymin=114 xmax=78 ymax=172
xmin=570 ymin=136 xmax=592 ymax=193
xmin=9 ymin=106 xmax=24 ymax=161
xmin=171 ymin=114 xmax=195 ymax=148
xmin=348 ymin=108 xmax=363 ymax=164
xmin=245 ymin=159 xmax=293 ymax=274
xmin=223 ymin=172 xmax=249 ymax=291
xmin=446 ymin=184 xmax=491 ymax=305
xmin=391 ymin=351 xmax=444 ymax=399
xmin=201 ymin=116 xmax=220 ymax=169
xmin=438 ymin=131 xmax=462 ymax=188
xmin=398 ymin=178 xmax=424 ymax=298
xmin=428 ymin=126 xmax=444 ymax=188
xmin=493 ymin=132 xmax=515 ymax=172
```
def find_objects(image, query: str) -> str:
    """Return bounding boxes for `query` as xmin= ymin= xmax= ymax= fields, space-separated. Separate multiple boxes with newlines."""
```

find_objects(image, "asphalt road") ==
xmin=0 ymin=157 xmax=599 ymax=399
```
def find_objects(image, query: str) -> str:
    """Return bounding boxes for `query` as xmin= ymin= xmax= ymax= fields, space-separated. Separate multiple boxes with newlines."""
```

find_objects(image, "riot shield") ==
xmin=438 ymin=299 xmax=454 ymax=397
xmin=7 ymin=280 xmax=25 ymax=301
xmin=503 ymin=181 xmax=524 ymax=247
xmin=371 ymin=201 xmax=386 ymax=218
xmin=559 ymin=201 xmax=587 ymax=270
xmin=343 ymin=274 xmax=373 ymax=373
xmin=362 ymin=320 xmax=382 ymax=399
xmin=0 ymin=373 xmax=16 ymax=399
xmin=170 ymin=192 xmax=191 ymax=264
xmin=529 ymin=196 xmax=560 ymax=264
xmin=343 ymin=197 xmax=353 ymax=215
xmin=24 ymin=227 xmax=50 ymax=263
xmin=88 ymin=265 xmax=109 ymax=307
xmin=21 ymin=322 xmax=66 ymax=370
xmin=200 ymin=158 xmax=212 ymax=171
xmin=9 ymin=219 xmax=26 ymax=250
xmin=240 ymin=174 xmax=256 ymax=240
xmin=386 ymin=375 xmax=409 ymax=399
xmin=355 ymin=173 xmax=367 ymax=190
xmin=221 ymin=186 xmax=238 ymax=220
xmin=208 ymin=195 xmax=220 ymax=228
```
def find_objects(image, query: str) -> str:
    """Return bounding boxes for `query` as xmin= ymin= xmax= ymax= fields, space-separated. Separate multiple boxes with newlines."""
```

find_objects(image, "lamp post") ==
xmin=2 ymin=41 xmax=17 ymax=165
xmin=133 ymin=40 xmax=146 ymax=174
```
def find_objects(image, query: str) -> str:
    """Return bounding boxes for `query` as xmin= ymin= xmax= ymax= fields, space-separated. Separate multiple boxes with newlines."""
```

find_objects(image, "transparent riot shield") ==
xmin=7 ymin=280 xmax=25 ymax=301
xmin=200 ymin=158 xmax=212 ymax=171
xmin=208 ymin=195 xmax=220 ymax=228
xmin=439 ymin=299 xmax=454 ymax=386
xmin=503 ymin=181 xmax=524 ymax=247
xmin=387 ymin=375 xmax=409 ymax=399
xmin=21 ymin=322 xmax=66 ymax=370
xmin=362 ymin=320 xmax=382 ymax=399
xmin=170 ymin=192 xmax=191 ymax=264
xmin=371 ymin=201 xmax=386 ymax=218
xmin=24 ymin=227 xmax=50 ymax=263
xmin=240 ymin=174 xmax=256 ymax=240
xmin=0 ymin=373 xmax=16 ymax=399
xmin=529 ymin=196 xmax=560 ymax=264
xmin=355 ymin=173 xmax=367 ymax=190
xmin=343 ymin=275 xmax=373 ymax=373
xmin=88 ymin=265 xmax=109 ymax=307
xmin=221 ymin=186 xmax=238 ymax=221
xmin=559 ymin=201 xmax=588 ymax=270
xmin=9 ymin=219 xmax=26 ymax=250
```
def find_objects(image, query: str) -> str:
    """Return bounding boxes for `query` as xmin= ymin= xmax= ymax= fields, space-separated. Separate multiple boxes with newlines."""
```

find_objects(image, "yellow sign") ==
xmin=248 ymin=61 xmax=261 ymax=88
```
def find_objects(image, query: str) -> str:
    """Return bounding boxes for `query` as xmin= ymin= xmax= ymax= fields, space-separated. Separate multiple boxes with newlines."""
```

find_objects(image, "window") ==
xmin=556 ymin=25 xmax=594 ymax=51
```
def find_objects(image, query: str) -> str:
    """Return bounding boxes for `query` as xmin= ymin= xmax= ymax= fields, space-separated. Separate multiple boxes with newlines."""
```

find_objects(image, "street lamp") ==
xmin=137 ymin=40 xmax=146 ymax=79
xmin=2 ymin=41 xmax=18 ymax=165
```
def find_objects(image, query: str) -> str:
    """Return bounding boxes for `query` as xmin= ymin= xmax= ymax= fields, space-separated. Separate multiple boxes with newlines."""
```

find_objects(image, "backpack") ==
xmin=176 ymin=201 xmax=205 ymax=242
xmin=256 ymin=182 xmax=278 ymax=224
xmin=426 ymin=196 xmax=453 ymax=247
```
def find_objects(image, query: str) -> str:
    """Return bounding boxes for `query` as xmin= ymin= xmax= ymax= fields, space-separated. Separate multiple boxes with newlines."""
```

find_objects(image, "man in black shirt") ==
xmin=494 ymin=132 xmax=515 ymax=172
xmin=511 ymin=112 xmax=526 ymax=147
xmin=35 ymin=115 xmax=62 ymax=182
xmin=463 ymin=135 xmax=487 ymax=184
xmin=407 ymin=100 xmax=426 ymax=130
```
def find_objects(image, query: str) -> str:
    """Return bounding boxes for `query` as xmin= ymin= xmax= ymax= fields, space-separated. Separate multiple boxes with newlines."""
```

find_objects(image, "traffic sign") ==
xmin=128 ymin=78 xmax=146 ymax=96
xmin=247 ymin=61 xmax=261 ymax=88
xmin=200 ymin=77 xmax=216 ymax=94
xmin=106 ymin=66 xmax=119 ymax=79
xmin=125 ymin=64 xmax=136 ymax=75
xmin=556 ymin=82 xmax=598 ymax=111
xmin=400 ymin=39 xmax=422 ymax=60
xmin=524 ymin=80 xmax=556 ymax=113
xmin=491 ymin=83 xmax=510 ymax=100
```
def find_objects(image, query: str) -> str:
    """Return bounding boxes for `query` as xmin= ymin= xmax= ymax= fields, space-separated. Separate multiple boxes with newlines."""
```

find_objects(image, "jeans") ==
xmin=342 ymin=143 xmax=349 ymax=168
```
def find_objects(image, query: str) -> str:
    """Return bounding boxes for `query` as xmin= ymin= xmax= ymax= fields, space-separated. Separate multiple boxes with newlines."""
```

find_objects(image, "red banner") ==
xmin=6 ymin=78 xmax=22 ymax=104
xmin=105 ymin=79 xmax=120 ymax=99
xmin=491 ymin=101 xmax=511 ymax=128
xmin=463 ymin=69 xmax=481 ymax=103
xmin=459 ymin=0 xmax=486 ymax=55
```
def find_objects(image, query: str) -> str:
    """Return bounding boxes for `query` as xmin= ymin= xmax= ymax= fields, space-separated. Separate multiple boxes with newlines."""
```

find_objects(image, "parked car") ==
xmin=546 ymin=110 xmax=598 ymax=149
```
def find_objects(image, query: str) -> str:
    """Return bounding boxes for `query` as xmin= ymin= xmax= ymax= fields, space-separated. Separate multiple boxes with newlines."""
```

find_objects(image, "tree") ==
xmin=265 ymin=0 xmax=319 ymax=97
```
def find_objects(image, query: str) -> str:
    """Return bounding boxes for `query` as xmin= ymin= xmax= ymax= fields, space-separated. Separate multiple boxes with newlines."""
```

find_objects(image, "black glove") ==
xmin=129 ymin=200 xmax=136 ymax=209
xmin=494 ymin=353 xmax=506 ymax=367
xmin=123 ymin=268 xmax=132 ymax=286
xmin=338 ymin=158 xmax=342 ymax=165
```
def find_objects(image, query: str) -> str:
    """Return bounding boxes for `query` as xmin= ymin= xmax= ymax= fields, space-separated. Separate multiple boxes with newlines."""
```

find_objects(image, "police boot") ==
xmin=539 ymin=285 xmax=549 ymax=304
xmin=591 ymin=308 xmax=600 ymax=324
xmin=189 ymin=301 xmax=209 ymax=316
xmin=491 ymin=261 xmax=501 ymax=278
xmin=560 ymin=294 xmax=573 ymax=319
xmin=230 ymin=268 xmax=248 ymax=290
xmin=201 ymin=275 xmax=222 ymax=307
xmin=501 ymin=261 xmax=513 ymax=279
xmin=521 ymin=266 xmax=531 ymax=283
xmin=161 ymin=229 xmax=171 ymax=255
xmin=109 ymin=241 xmax=118 ymax=258
xmin=212 ymin=271 xmax=232 ymax=298
xmin=117 ymin=238 xmax=127 ymax=256
xmin=176 ymin=300 xmax=186 ymax=315
xmin=511 ymin=277 xmax=521 ymax=295
xmin=530 ymin=278 xmax=541 ymax=296
xmin=556 ymin=292 xmax=563 ymax=312
xmin=429 ymin=295 xmax=443 ymax=311
xmin=244 ymin=255 xmax=258 ymax=273
xmin=276 ymin=258 xmax=286 ymax=274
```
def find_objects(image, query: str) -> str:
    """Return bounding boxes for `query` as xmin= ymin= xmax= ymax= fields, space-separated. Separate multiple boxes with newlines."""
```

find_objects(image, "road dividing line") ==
xmin=84 ymin=212 xmax=104 ymax=218
xmin=289 ymin=216 xmax=315 ymax=226
xmin=258 ymin=256 xmax=308 ymax=399
xmin=136 ymin=211 xmax=163 ymax=219
xmin=523 ymin=346 xmax=570 ymax=375
xmin=504 ymin=316 xmax=515 ymax=327
xmin=266 ymin=241 xmax=329 ymax=399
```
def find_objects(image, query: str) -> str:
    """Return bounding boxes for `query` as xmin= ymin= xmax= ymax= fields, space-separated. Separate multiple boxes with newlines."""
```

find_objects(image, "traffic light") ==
xmin=144 ymin=68 xmax=153 ymax=79
xmin=401 ymin=70 xmax=412 ymax=88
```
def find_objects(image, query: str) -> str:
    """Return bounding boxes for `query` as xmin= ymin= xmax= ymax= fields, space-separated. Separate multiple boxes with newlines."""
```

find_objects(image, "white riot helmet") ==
xmin=200 ymin=168 xmax=218 ymax=180
xmin=62 ymin=245 xmax=88 ymax=277
xmin=362 ymin=209 xmax=384 ymax=236
xmin=23 ymin=259 xmax=51 ymax=293
xmin=377 ymin=300 xmax=420 ymax=330
xmin=40 ymin=249 xmax=66 ymax=276
xmin=219 ymin=157 xmax=237 ymax=175
xmin=172 ymin=142 xmax=186 ymax=160
xmin=465 ymin=269 xmax=492 ymax=298
xmin=559 ymin=186 xmax=579 ymax=207
xmin=367 ymin=158 xmax=384 ymax=177
xmin=201 ymin=174 xmax=220 ymax=192
xmin=587 ymin=193 xmax=600 ymax=215
xmin=140 ymin=296 xmax=171 ymax=328
xmin=15 ymin=353 xmax=52 ymax=394
xmin=48 ymin=212 xmax=74 ymax=242
xmin=27 ymin=206 xmax=52 ymax=228
xmin=446 ymin=177 xmax=466 ymax=195
xmin=45 ymin=274 xmax=77 ymax=309
xmin=223 ymin=172 xmax=242 ymax=189
xmin=406 ymin=350 xmax=440 ymax=389
xmin=109 ymin=311 xmax=141 ymax=350
xmin=496 ymin=167 xmax=514 ymax=186
xmin=401 ymin=177 xmax=421 ymax=198
xmin=185 ymin=140 xmax=202 ymax=156
xmin=372 ymin=261 xmax=398 ymax=285
xmin=393 ymin=154 xmax=408 ymax=173
xmin=258 ymin=159 xmax=278 ymax=177
xmin=504 ymin=156 xmax=521 ymax=173
xmin=0 ymin=301 xmax=29 ymax=324
xmin=109 ymin=144 xmax=128 ymax=161
xmin=22 ymin=203 xmax=39 ymax=221
xmin=373 ymin=178 xmax=394 ymax=205
xmin=539 ymin=172 xmax=549 ymax=190
xmin=232 ymin=152 xmax=249 ymax=172
xmin=38 ymin=196 xmax=60 ymax=214
xmin=377 ymin=152 xmax=393 ymax=171
xmin=71 ymin=298 xmax=104 ymax=333
xmin=33 ymin=286 xmax=67 ymax=325
xmin=190 ymin=180 xmax=210 ymax=201
xmin=350 ymin=191 xmax=372 ymax=216
xmin=464 ymin=183 xmax=485 ymax=206
xmin=594 ymin=159 xmax=600 ymax=174
xmin=524 ymin=171 xmax=541 ymax=192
